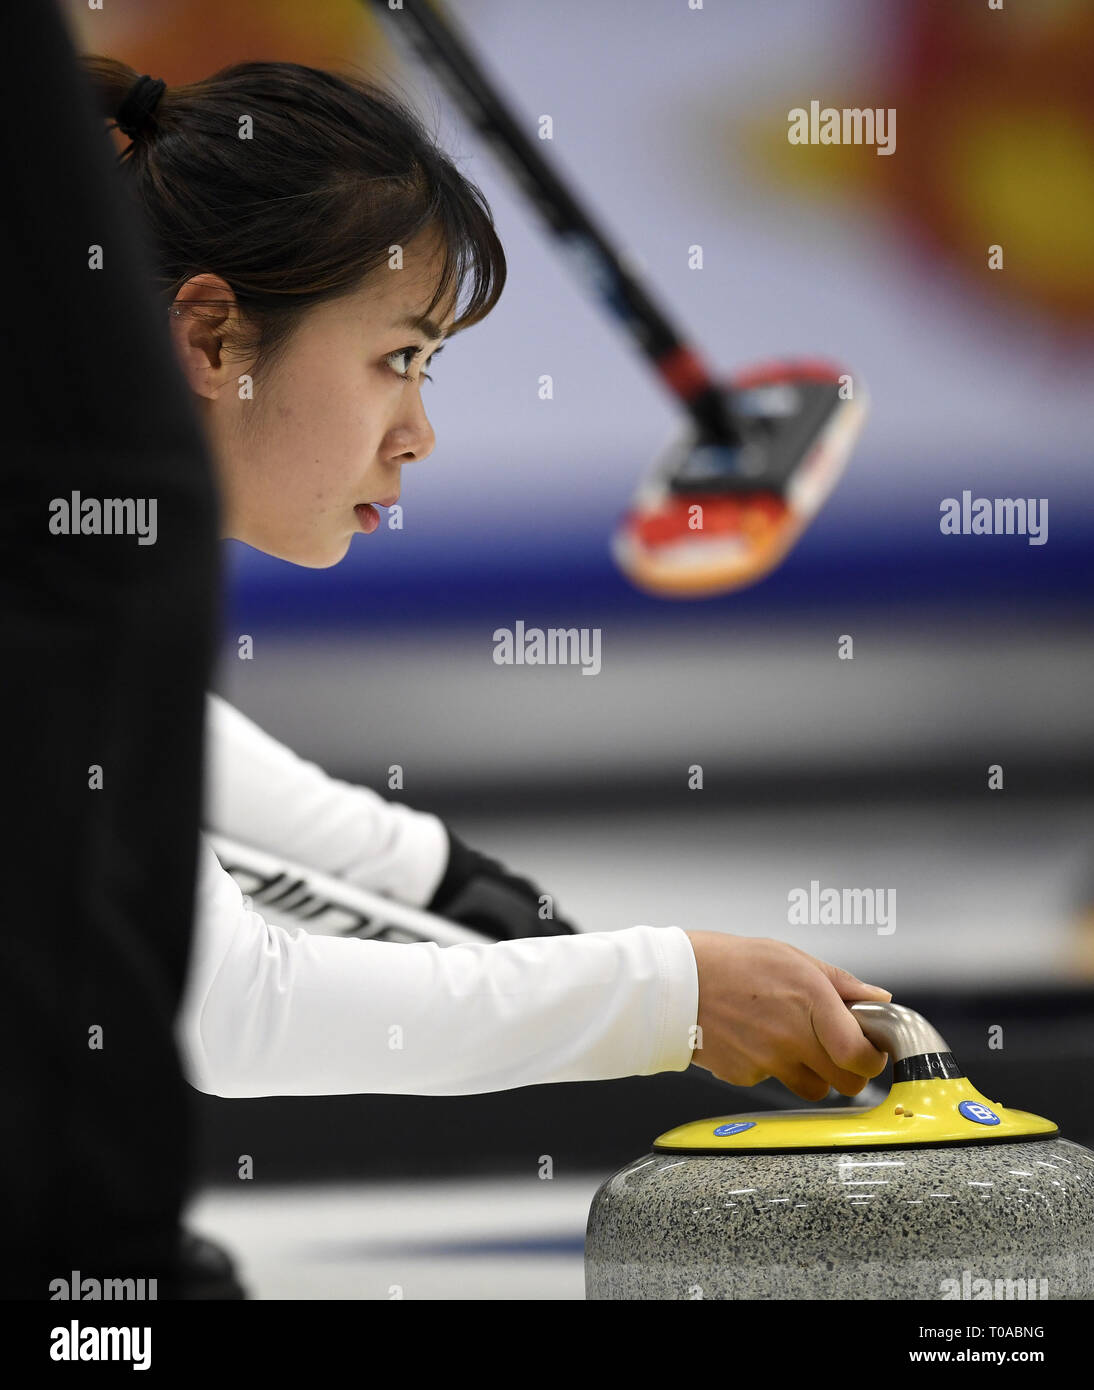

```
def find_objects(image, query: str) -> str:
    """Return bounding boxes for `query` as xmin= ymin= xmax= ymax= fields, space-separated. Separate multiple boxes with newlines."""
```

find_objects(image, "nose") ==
xmin=387 ymin=389 xmax=436 ymax=465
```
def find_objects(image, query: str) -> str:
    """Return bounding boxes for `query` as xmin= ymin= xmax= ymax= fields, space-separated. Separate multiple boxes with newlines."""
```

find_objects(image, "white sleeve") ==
xmin=203 ymin=692 xmax=448 ymax=907
xmin=178 ymin=835 xmax=700 ymax=1099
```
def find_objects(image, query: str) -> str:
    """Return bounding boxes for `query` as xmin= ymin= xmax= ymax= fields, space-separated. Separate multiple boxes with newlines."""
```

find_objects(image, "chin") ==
xmin=264 ymin=537 xmax=353 ymax=569
xmin=308 ymin=540 xmax=354 ymax=568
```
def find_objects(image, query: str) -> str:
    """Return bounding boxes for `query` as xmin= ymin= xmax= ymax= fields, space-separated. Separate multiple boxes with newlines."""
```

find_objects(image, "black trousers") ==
xmin=0 ymin=3 xmax=219 ymax=1297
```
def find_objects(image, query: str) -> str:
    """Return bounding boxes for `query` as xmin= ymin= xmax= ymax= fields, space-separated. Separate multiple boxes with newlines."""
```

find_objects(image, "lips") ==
xmin=357 ymin=495 xmax=399 ymax=508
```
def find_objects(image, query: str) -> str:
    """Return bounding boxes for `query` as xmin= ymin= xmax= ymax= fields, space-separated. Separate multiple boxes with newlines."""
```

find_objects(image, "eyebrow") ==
xmin=396 ymin=313 xmax=450 ymax=343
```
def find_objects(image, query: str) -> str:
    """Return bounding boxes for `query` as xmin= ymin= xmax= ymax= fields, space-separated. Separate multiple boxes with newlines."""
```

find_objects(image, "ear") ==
xmin=168 ymin=273 xmax=237 ymax=400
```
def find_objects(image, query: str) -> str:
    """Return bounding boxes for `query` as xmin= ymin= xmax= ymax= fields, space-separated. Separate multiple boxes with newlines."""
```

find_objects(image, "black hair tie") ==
xmin=116 ymin=75 xmax=167 ymax=141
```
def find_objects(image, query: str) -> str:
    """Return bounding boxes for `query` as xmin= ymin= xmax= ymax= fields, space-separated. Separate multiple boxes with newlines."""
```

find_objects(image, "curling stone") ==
xmin=585 ymin=1002 xmax=1094 ymax=1299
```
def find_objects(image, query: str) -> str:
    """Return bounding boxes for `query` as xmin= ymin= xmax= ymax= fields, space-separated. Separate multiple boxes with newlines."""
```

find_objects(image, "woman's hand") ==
xmin=427 ymin=827 xmax=578 ymax=939
xmin=684 ymin=931 xmax=892 ymax=1100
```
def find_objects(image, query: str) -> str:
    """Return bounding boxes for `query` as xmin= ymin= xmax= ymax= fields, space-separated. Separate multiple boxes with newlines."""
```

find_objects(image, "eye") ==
xmin=386 ymin=344 xmax=440 ymax=384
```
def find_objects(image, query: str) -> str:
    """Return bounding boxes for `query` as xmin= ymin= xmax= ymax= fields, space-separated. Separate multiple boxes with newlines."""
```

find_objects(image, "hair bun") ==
xmin=116 ymin=75 xmax=167 ymax=141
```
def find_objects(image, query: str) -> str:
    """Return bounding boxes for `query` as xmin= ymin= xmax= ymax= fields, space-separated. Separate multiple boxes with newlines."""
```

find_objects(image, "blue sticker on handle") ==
xmin=713 ymin=1121 xmax=756 ymax=1137
xmin=958 ymin=1101 xmax=1000 ymax=1126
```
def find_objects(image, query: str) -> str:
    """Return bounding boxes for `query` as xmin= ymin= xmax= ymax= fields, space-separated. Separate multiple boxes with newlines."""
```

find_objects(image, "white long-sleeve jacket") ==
xmin=177 ymin=694 xmax=700 ymax=1098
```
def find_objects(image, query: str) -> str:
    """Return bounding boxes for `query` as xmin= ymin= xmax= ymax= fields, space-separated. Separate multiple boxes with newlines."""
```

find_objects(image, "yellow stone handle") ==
xmin=849 ymin=1000 xmax=952 ymax=1065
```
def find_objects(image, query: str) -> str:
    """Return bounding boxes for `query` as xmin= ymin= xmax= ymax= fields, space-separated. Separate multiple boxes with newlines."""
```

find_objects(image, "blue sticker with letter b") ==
xmin=713 ymin=1121 xmax=756 ymax=1137
xmin=958 ymin=1101 xmax=1000 ymax=1126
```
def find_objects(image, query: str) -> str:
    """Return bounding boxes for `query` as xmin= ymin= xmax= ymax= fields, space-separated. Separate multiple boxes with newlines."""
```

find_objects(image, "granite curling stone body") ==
xmin=585 ymin=1002 xmax=1094 ymax=1299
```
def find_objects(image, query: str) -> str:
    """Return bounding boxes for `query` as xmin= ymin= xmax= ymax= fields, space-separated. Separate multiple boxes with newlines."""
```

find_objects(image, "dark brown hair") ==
xmin=79 ymin=56 xmax=506 ymax=381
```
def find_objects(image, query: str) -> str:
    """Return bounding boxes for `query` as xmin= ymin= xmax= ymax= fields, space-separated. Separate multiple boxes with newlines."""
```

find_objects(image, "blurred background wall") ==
xmin=67 ymin=0 xmax=1094 ymax=1180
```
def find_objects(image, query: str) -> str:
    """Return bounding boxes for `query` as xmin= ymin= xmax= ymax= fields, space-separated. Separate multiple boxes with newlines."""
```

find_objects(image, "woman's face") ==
xmin=169 ymin=229 xmax=454 ymax=566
